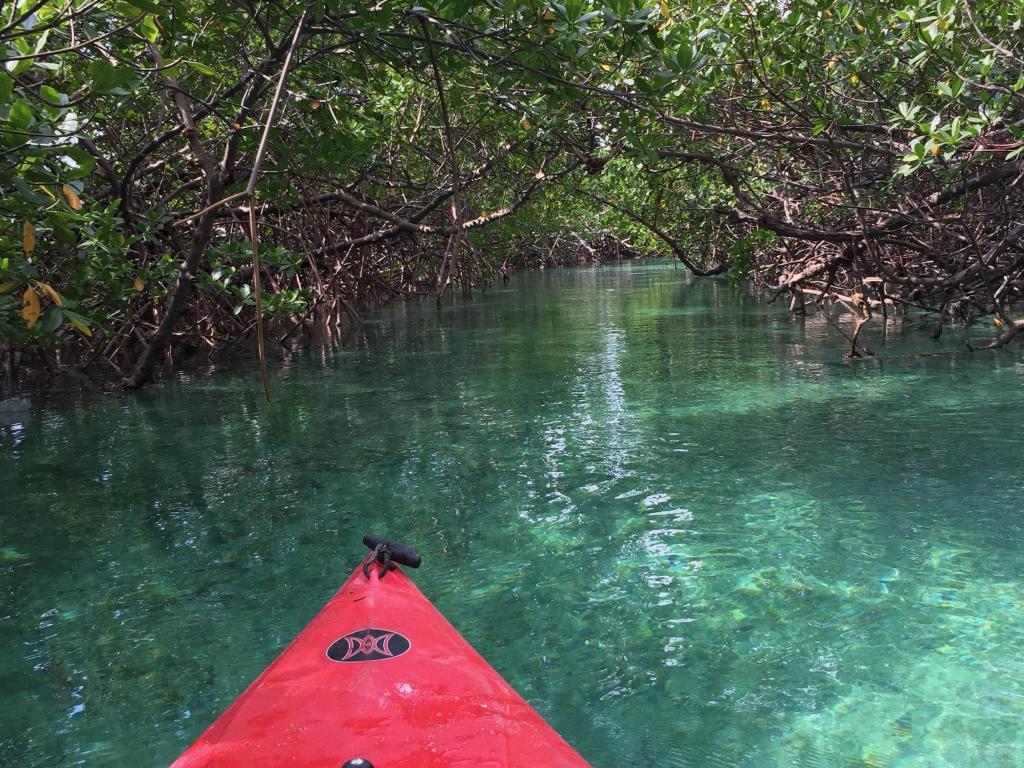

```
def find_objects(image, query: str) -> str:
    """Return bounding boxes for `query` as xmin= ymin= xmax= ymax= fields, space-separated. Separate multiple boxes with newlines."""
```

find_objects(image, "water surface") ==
xmin=3 ymin=262 xmax=1023 ymax=766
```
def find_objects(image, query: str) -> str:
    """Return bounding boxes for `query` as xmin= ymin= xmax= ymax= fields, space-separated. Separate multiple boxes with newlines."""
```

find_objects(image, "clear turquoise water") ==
xmin=3 ymin=261 xmax=1024 ymax=767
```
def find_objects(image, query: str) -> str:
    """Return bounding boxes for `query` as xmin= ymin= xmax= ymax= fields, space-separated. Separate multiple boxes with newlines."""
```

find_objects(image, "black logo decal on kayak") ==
xmin=327 ymin=628 xmax=410 ymax=662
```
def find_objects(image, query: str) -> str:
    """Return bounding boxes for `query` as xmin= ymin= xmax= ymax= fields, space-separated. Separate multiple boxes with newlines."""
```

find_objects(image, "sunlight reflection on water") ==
xmin=3 ymin=261 xmax=1024 ymax=767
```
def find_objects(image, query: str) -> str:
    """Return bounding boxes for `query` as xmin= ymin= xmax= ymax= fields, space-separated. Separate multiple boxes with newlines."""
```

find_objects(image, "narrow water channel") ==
xmin=3 ymin=261 xmax=1023 ymax=767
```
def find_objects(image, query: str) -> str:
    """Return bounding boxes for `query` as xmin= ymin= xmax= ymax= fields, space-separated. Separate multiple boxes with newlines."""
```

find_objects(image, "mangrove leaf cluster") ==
xmin=2 ymin=0 xmax=1024 ymax=387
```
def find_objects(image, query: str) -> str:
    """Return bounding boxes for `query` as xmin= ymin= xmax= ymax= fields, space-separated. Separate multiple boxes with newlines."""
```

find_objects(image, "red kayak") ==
xmin=172 ymin=536 xmax=590 ymax=767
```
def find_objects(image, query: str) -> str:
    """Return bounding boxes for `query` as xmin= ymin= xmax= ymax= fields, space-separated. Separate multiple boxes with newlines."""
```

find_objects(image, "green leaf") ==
xmin=140 ymin=15 xmax=160 ymax=43
xmin=88 ymin=59 xmax=117 ymax=92
xmin=8 ymin=99 xmax=32 ymax=131
xmin=33 ymin=29 xmax=51 ymax=54
xmin=62 ymin=309 xmax=92 ymax=335
xmin=126 ymin=0 xmax=166 ymax=14
xmin=38 ymin=306 xmax=64 ymax=334
xmin=49 ymin=216 xmax=77 ymax=245
xmin=185 ymin=60 xmax=219 ymax=77
xmin=12 ymin=177 xmax=51 ymax=205
xmin=39 ymin=84 xmax=66 ymax=109
xmin=0 ymin=72 xmax=13 ymax=104
xmin=59 ymin=147 xmax=96 ymax=179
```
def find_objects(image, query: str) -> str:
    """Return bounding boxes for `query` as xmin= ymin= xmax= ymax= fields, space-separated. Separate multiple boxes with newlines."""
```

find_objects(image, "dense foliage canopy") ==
xmin=2 ymin=0 xmax=1024 ymax=388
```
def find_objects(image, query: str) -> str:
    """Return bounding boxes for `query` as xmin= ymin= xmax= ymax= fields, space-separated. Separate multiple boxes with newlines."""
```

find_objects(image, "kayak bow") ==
xmin=171 ymin=536 xmax=590 ymax=767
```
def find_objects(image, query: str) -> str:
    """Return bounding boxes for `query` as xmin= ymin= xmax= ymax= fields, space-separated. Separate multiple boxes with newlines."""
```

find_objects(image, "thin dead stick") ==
xmin=248 ymin=206 xmax=270 ymax=400
xmin=417 ymin=13 xmax=464 ymax=308
xmin=244 ymin=7 xmax=308 ymax=401
xmin=173 ymin=190 xmax=249 ymax=227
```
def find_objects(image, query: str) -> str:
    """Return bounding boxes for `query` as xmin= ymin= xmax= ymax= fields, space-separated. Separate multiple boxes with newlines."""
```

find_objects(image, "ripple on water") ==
xmin=2 ymin=263 xmax=1024 ymax=767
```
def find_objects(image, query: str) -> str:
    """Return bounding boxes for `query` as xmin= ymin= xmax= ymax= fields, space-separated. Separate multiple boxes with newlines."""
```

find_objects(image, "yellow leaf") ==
xmin=37 ymin=185 xmax=56 ymax=200
xmin=61 ymin=184 xmax=83 ymax=211
xmin=542 ymin=9 xmax=555 ymax=20
xmin=937 ymin=18 xmax=949 ymax=30
xmin=0 ymin=280 xmax=13 ymax=294
xmin=70 ymin=319 xmax=92 ymax=336
xmin=659 ymin=0 xmax=671 ymax=19
xmin=134 ymin=276 xmax=145 ymax=291
xmin=601 ymin=63 xmax=613 ymax=72
xmin=36 ymin=281 xmax=62 ymax=306
xmin=23 ymin=221 xmax=35 ymax=255
xmin=929 ymin=143 xmax=940 ymax=156
xmin=22 ymin=287 xmax=40 ymax=329
xmin=854 ymin=21 xmax=865 ymax=32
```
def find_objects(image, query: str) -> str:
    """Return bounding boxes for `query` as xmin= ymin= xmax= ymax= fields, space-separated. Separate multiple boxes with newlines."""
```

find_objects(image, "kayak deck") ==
xmin=172 ymin=554 xmax=589 ymax=767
